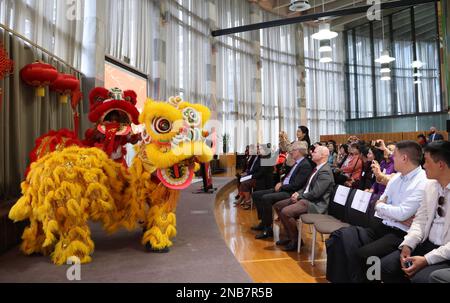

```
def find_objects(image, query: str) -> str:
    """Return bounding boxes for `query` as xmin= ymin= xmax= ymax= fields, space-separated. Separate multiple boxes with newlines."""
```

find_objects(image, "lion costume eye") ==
xmin=152 ymin=117 xmax=172 ymax=134
xmin=182 ymin=107 xmax=200 ymax=126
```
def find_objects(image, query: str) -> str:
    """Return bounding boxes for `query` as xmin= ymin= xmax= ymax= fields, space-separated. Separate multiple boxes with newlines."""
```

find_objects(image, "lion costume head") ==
xmin=138 ymin=96 xmax=213 ymax=189
xmin=88 ymin=87 xmax=140 ymax=137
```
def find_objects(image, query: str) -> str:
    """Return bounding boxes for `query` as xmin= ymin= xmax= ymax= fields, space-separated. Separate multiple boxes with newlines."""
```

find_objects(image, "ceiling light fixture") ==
xmin=375 ymin=50 xmax=396 ymax=64
xmin=376 ymin=15 xmax=394 ymax=81
xmin=319 ymin=51 xmax=332 ymax=63
xmin=312 ymin=1 xmax=338 ymax=40
xmin=288 ymin=0 xmax=311 ymax=12
xmin=319 ymin=39 xmax=332 ymax=52
xmin=312 ymin=23 xmax=338 ymax=40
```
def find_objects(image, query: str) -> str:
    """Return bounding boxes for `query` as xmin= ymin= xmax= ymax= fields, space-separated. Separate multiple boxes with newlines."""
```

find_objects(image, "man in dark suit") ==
xmin=428 ymin=126 xmax=444 ymax=142
xmin=252 ymin=141 xmax=313 ymax=239
xmin=273 ymin=145 xmax=335 ymax=251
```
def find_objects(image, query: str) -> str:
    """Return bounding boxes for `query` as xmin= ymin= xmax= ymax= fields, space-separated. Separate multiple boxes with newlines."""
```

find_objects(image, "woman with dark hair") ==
xmin=368 ymin=139 xmax=396 ymax=196
xmin=334 ymin=142 xmax=363 ymax=187
xmin=336 ymin=144 xmax=349 ymax=169
xmin=234 ymin=144 xmax=257 ymax=205
xmin=234 ymin=145 xmax=251 ymax=200
xmin=358 ymin=145 xmax=383 ymax=190
xmin=327 ymin=142 xmax=338 ymax=167
xmin=297 ymin=125 xmax=311 ymax=149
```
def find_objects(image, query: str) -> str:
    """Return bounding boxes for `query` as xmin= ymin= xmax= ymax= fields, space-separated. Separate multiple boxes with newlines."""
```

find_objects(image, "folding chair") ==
xmin=297 ymin=185 xmax=351 ymax=254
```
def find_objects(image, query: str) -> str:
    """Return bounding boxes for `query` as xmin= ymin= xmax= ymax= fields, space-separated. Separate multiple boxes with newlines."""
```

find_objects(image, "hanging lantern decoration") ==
xmin=0 ymin=41 xmax=14 ymax=111
xmin=20 ymin=61 xmax=58 ymax=97
xmin=50 ymin=73 xmax=80 ymax=104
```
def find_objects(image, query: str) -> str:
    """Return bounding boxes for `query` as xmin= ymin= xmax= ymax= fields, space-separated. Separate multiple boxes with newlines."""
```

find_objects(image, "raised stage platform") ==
xmin=0 ymin=178 xmax=251 ymax=283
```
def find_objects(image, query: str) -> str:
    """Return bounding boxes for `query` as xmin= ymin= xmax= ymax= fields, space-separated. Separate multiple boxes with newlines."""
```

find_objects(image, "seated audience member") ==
xmin=274 ymin=150 xmax=287 ymax=184
xmin=369 ymin=140 xmax=396 ymax=196
xmin=381 ymin=141 xmax=450 ymax=283
xmin=235 ymin=144 xmax=257 ymax=204
xmin=358 ymin=145 xmax=383 ymax=191
xmin=326 ymin=141 xmax=428 ymax=283
xmin=327 ymin=142 xmax=338 ymax=167
xmin=336 ymin=144 xmax=349 ymax=169
xmin=235 ymin=145 xmax=251 ymax=200
xmin=273 ymin=146 xmax=335 ymax=251
xmin=428 ymin=126 xmax=444 ymax=143
xmin=251 ymin=141 xmax=313 ymax=239
xmin=347 ymin=136 xmax=360 ymax=145
xmin=417 ymin=134 xmax=428 ymax=149
xmin=238 ymin=144 xmax=275 ymax=210
xmin=334 ymin=142 xmax=363 ymax=186
xmin=275 ymin=131 xmax=290 ymax=183
xmin=429 ymin=268 xmax=450 ymax=283
xmin=235 ymin=145 xmax=262 ymax=207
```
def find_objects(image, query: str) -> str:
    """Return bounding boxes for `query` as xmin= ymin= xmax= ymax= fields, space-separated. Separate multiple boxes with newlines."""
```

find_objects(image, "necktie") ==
xmin=304 ymin=167 xmax=318 ymax=192
xmin=308 ymin=167 xmax=318 ymax=183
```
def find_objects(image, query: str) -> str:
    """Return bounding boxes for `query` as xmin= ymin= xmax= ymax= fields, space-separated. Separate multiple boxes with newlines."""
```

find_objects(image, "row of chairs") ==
xmin=273 ymin=185 xmax=377 ymax=265
xmin=300 ymin=185 xmax=378 ymax=265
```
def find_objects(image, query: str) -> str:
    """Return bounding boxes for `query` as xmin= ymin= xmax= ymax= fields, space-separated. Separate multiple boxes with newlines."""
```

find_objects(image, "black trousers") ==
xmin=326 ymin=219 xmax=406 ymax=283
xmin=381 ymin=240 xmax=450 ymax=283
xmin=252 ymin=189 xmax=291 ymax=227
xmin=356 ymin=220 xmax=407 ymax=261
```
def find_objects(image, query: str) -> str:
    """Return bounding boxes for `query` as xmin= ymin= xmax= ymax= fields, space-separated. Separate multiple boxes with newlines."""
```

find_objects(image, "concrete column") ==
xmin=295 ymin=23 xmax=308 ymax=126
xmin=250 ymin=3 xmax=263 ymax=144
xmin=151 ymin=0 xmax=168 ymax=100
xmin=79 ymin=0 xmax=107 ymax=132
xmin=207 ymin=0 xmax=218 ymax=120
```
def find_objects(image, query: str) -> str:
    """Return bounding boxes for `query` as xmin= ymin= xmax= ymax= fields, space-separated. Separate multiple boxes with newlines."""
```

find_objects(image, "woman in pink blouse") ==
xmin=340 ymin=142 xmax=363 ymax=187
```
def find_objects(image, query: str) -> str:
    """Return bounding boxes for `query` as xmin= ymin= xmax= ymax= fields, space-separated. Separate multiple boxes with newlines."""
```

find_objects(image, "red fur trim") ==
xmin=123 ymin=90 xmax=137 ymax=105
xmin=25 ymin=129 xmax=84 ymax=177
xmin=88 ymin=87 xmax=109 ymax=110
xmin=88 ymin=100 xmax=140 ymax=124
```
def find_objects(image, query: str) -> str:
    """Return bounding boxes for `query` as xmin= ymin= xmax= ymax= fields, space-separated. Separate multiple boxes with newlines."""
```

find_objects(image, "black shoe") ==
xmin=283 ymin=242 xmax=298 ymax=251
xmin=255 ymin=229 xmax=273 ymax=239
xmin=251 ymin=223 xmax=264 ymax=231
xmin=275 ymin=239 xmax=290 ymax=246
xmin=145 ymin=242 xmax=170 ymax=253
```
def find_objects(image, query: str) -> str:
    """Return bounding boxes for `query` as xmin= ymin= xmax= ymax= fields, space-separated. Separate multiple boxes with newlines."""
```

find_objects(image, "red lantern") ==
xmin=50 ymin=73 xmax=80 ymax=104
xmin=20 ymin=61 xmax=58 ymax=97
xmin=0 ymin=42 xmax=14 ymax=111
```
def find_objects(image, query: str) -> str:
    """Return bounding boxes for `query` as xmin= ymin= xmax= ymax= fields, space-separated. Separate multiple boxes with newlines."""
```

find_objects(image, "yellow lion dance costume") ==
xmin=9 ymin=96 xmax=213 ymax=265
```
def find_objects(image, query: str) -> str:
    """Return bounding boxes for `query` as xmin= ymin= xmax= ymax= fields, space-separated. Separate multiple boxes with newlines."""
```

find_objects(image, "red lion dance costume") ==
xmin=83 ymin=87 xmax=141 ymax=165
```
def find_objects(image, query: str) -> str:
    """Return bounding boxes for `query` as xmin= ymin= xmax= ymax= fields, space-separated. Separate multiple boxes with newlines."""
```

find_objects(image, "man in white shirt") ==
xmin=356 ymin=141 xmax=427 ymax=259
xmin=381 ymin=141 xmax=450 ymax=283
xmin=326 ymin=141 xmax=427 ymax=283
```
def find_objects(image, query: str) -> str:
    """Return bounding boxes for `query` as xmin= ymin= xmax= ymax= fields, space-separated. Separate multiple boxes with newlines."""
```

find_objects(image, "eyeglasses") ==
xmin=437 ymin=196 xmax=446 ymax=217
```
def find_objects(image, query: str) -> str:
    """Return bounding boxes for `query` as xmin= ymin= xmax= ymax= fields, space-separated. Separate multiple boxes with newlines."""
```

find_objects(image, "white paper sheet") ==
xmin=333 ymin=185 xmax=351 ymax=206
xmin=351 ymin=190 xmax=372 ymax=213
